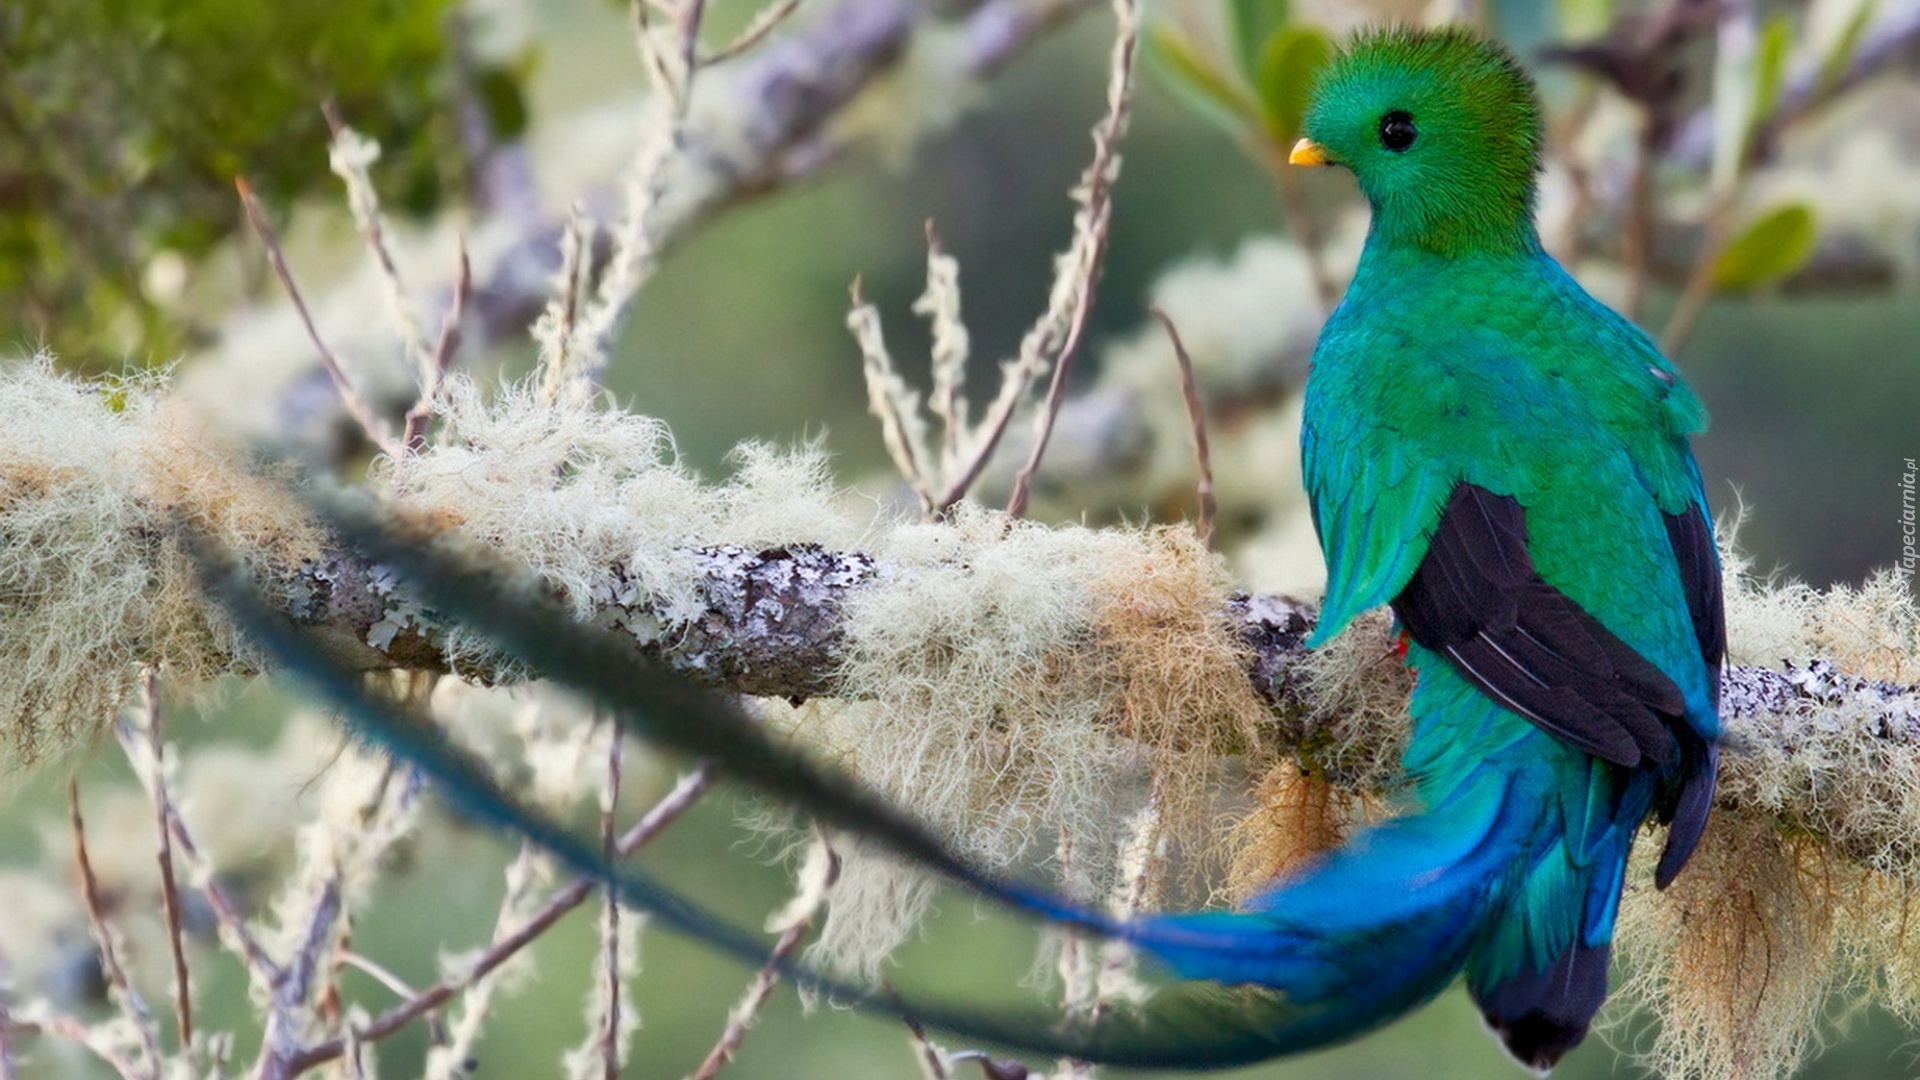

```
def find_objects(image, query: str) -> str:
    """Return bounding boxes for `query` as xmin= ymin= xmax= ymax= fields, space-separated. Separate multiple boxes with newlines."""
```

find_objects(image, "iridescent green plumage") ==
xmin=1289 ymin=26 xmax=1722 ymax=1068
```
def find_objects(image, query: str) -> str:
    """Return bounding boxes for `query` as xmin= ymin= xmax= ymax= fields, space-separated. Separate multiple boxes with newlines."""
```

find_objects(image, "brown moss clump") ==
xmin=1083 ymin=524 xmax=1272 ymax=880
xmin=1614 ymin=812 xmax=1840 ymax=1080
xmin=1223 ymin=761 xmax=1359 ymax=905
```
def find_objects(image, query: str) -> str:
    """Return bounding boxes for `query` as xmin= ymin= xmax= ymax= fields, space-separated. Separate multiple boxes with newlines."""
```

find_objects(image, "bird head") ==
xmin=1291 ymin=27 xmax=1544 ymax=257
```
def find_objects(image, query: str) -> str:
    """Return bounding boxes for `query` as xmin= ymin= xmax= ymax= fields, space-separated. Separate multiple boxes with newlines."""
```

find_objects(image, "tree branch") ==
xmin=267 ymin=539 xmax=1919 ymax=741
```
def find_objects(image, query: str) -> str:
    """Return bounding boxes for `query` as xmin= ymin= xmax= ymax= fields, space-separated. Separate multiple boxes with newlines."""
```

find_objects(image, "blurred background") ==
xmin=2 ymin=0 xmax=1917 ymax=1076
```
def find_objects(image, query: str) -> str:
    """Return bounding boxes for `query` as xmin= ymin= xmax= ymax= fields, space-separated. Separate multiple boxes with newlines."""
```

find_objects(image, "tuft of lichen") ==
xmin=381 ymin=376 xmax=876 ymax=667
xmin=0 ymin=360 xmax=316 ymax=773
xmin=756 ymin=508 xmax=1266 ymax=978
xmin=1613 ymin=815 xmax=1839 ymax=1080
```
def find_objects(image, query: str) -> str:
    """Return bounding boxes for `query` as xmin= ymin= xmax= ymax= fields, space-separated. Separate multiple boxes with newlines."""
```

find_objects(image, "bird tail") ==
xmin=1014 ymin=743 xmax=1632 ymax=1070
xmin=1125 ymin=765 xmax=1534 ymax=1055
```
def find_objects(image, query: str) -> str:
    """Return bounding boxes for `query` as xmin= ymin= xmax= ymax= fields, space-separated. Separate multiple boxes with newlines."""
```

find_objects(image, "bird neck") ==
xmin=1364 ymin=194 xmax=1540 ymax=261
xmin=1339 ymin=223 xmax=1555 ymax=324
xmin=1357 ymin=209 xmax=1543 ymax=271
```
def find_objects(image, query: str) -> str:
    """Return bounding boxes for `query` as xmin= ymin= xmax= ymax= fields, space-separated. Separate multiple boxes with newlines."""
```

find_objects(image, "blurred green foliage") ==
xmin=1144 ymin=0 xmax=1333 ymax=158
xmin=1715 ymin=202 xmax=1817 ymax=288
xmin=0 ymin=0 xmax=527 ymax=368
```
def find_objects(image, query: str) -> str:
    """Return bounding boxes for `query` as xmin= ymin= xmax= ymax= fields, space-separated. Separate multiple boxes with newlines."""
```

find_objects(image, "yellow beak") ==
xmin=1289 ymin=138 xmax=1331 ymax=166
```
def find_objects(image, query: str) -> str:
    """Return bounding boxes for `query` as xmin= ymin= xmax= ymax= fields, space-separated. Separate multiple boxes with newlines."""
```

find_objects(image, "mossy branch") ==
xmin=261 ymin=540 xmax=1920 ymax=743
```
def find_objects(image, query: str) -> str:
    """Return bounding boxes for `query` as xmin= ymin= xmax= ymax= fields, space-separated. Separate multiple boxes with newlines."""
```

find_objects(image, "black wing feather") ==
xmin=1391 ymin=484 xmax=1687 ymax=770
xmin=1654 ymin=501 xmax=1724 ymax=888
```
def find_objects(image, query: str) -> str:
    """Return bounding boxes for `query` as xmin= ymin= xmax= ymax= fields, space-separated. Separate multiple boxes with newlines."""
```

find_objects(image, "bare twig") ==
xmin=536 ymin=209 xmax=594 ymax=407
xmin=903 ymin=1011 xmax=954 ymax=1080
xmin=324 ymin=103 xmax=433 ymax=380
xmin=1662 ymin=0 xmax=1757 ymax=354
xmin=164 ymin=803 xmax=276 ymax=981
xmin=132 ymin=671 xmax=194 ymax=1050
xmin=280 ymin=764 xmax=716 ymax=1075
xmin=703 ymin=0 xmax=807 ymax=64
xmin=691 ymin=834 xmax=840 ymax=1080
xmin=1660 ymin=200 xmax=1735 ymax=354
xmin=1149 ymin=308 xmax=1216 ymax=548
xmin=1620 ymin=113 xmax=1660 ymax=321
xmin=68 ymin=779 xmax=163 ymax=1078
xmin=235 ymin=177 xmax=399 ymax=456
xmin=596 ymin=732 xmax=624 ymax=1080
xmin=573 ymin=0 xmax=710 ymax=388
xmin=1261 ymin=143 xmax=1338 ymax=312
xmin=847 ymin=277 xmax=934 ymax=509
xmin=401 ymin=240 xmax=471 ymax=456
xmin=336 ymin=951 xmax=420 ymax=1005
xmin=991 ymin=0 xmax=1140 ymax=518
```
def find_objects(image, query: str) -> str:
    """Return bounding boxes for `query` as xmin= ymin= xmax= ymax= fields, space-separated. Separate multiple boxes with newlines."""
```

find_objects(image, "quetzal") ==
xmin=1102 ymin=24 xmax=1726 ymax=1070
xmin=228 ymin=24 xmax=1725 ymax=1076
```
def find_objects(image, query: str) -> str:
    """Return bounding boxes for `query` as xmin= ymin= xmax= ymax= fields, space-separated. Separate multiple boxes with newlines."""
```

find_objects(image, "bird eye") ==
xmin=1379 ymin=111 xmax=1417 ymax=152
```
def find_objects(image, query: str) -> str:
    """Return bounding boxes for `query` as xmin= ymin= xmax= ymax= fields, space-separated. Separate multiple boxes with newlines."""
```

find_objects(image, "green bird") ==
xmin=1272 ymin=24 xmax=1725 ymax=1067
xmin=227 ymin=24 xmax=1726 ymax=1076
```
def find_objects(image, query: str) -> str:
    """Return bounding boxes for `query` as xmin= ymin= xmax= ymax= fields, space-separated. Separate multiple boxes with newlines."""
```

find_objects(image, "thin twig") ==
xmin=574 ymin=0 xmax=709 ymax=386
xmin=235 ymin=177 xmax=398 ymax=456
xmin=996 ymin=0 xmax=1140 ymax=518
xmin=137 ymin=671 xmax=194 ymax=1050
xmin=535 ymin=208 xmax=592 ymax=407
xmin=903 ymin=1011 xmax=953 ymax=1080
xmin=690 ymin=834 xmax=841 ymax=1080
xmin=26 ymin=1015 xmax=144 ymax=1079
xmin=702 ymin=0 xmax=806 ymax=64
xmin=400 ymin=239 xmax=471 ymax=456
xmin=597 ymin=732 xmax=624 ymax=1080
xmin=1262 ymin=143 xmax=1338 ymax=312
xmin=165 ymin=804 xmax=277 ymax=980
xmin=280 ymin=764 xmax=716 ymax=1075
xmin=1548 ymin=82 xmax=1600 ymax=265
xmin=337 ymin=951 xmax=419 ymax=1004
xmin=1620 ymin=113 xmax=1660 ymax=321
xmin=1149 ymin=308 xmax=1215 ymax=548
xmin=68 ymin=778 xmax=163 ymax=1078
xmin=1659 ymin=201 xmax=1734 ymax=355
xmin=324 ymin=102 xmax=433 ymax=380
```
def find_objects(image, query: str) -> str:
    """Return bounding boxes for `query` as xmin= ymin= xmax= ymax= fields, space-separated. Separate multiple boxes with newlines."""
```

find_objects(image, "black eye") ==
xmin=1379 ymin=111 xmax=1416 ymax=152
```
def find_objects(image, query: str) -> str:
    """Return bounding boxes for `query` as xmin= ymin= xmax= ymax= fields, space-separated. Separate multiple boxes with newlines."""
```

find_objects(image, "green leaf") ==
xmin=1255 ymin=25 xmax=1333 ymax=145
xmin=1555 ymin=0 xmax=1614 ymax=42
xmin=1713 ymin=202 xmax=1818 ymax=288
xmin=1144 ymin=25 xmax=1261 ymax=136
xmin=1751 ymin=14 xmax=1792 ymax=129
xmin=1818 ymin=0 xmax=1877 ymax=98
xmin=1229 ymin=0 xmax=1290 ymax=77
